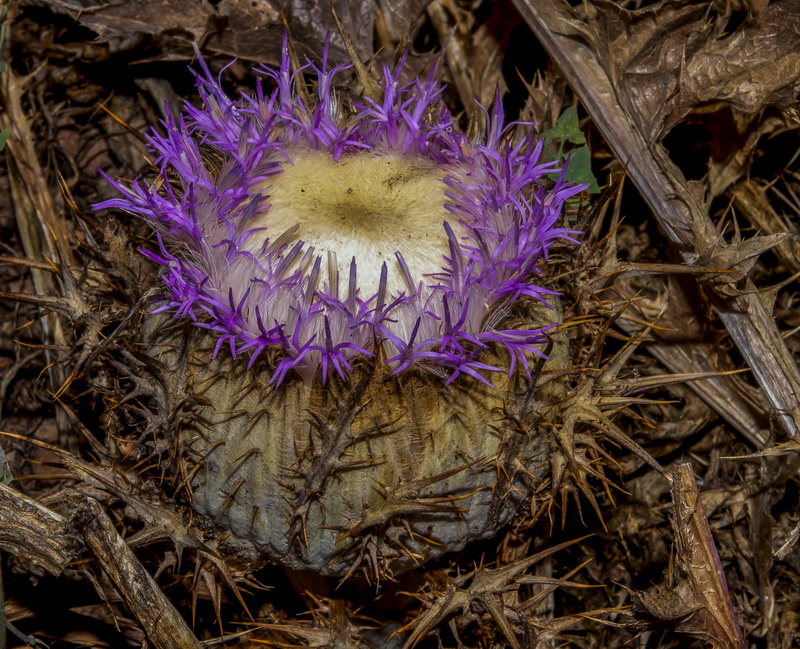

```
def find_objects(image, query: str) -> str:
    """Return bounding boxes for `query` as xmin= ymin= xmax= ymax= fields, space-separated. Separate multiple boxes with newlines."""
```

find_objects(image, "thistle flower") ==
xmin=97 ymin=37 xmax=584 ymax=387
xmin=96 ymin=37 xmax=586 ymax=577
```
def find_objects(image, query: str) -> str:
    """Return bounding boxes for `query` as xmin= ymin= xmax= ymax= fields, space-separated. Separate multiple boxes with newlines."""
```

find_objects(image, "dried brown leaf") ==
xmin=633 ymin=464 xmax=747 ymax=649
xmin=39 ymin=0 xmax=374 ymax=66
xmin=591 ymin=0 xmax=800 ymax=140
xmin=376 ymin=0 xmax=432 ymax=44
xmin=729 ymin=179 xmax=800 ymax=274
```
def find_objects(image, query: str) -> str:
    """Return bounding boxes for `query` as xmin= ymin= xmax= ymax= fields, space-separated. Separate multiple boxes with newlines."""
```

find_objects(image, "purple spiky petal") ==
xmin=95 ymin=36 xmax=587 ymax=385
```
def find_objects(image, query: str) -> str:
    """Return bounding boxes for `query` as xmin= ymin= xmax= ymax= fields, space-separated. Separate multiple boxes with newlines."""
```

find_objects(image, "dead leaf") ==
xmin=633 ymin=464 xmax=748 ymax=649
xmin=377 ymin=0 xmax=433 ymax=44
xmin=38 ymin=0 xmax=375 ymax=66
xmin=591 ymin=0 xmax=800 ymax=140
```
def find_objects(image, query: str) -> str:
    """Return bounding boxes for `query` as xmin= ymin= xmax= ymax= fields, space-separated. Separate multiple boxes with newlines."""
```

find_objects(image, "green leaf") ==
xmin=563 ymin=145 xmax=600 ymax=193
xmin=541 ymin=105 xmax=586 ymax=146
xmin=0 ymin=128 xmax=8 ymax=151
xmin=540 ymin=106 xmax=600 ymax=195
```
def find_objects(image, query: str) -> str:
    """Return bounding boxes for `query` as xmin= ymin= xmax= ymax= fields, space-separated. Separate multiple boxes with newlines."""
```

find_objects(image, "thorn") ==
xmin=97 ymin=102 xmax=148 ymax=144
xmin=330 ymin=3 xmax=382 ymax=101
xmin=220 ymin=477 xmax=246 ymax=513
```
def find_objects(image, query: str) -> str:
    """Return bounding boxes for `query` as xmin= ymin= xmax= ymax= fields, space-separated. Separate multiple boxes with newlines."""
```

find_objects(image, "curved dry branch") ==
xmin=0 ymin=483 xmax=201 ymax=649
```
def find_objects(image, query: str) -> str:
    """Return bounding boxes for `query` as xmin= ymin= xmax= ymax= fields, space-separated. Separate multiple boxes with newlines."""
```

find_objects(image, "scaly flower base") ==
xmin=148 ymin=298 xmax=567 ymax=578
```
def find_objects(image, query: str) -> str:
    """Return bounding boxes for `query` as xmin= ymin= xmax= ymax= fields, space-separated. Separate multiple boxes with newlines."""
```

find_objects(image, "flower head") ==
xmin=96 ymin=37 xmax=586 ymax=386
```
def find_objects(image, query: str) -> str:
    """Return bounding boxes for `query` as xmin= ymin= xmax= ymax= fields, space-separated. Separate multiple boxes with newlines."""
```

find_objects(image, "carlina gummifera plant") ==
xmin=95 ymin=36 xmax=587 ymax=579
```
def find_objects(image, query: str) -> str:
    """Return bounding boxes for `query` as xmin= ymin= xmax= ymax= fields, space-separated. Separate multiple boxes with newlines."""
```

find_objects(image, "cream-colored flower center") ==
xmin=247 ymin=150 xmax=459 ymax=297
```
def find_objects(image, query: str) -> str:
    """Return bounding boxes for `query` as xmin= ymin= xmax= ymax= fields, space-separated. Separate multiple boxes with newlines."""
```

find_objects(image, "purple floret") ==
xmin=95 ymin=36 xmax=587 ymax=385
